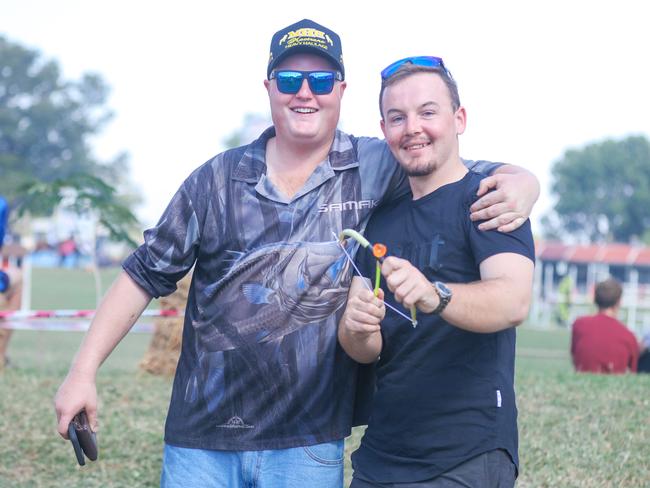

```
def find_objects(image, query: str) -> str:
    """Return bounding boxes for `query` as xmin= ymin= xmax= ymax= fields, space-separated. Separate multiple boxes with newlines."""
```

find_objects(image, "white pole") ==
xmin=543 ymin=264 xmax=554 ymax=327
xmin=89 ymin=212 xmax=102 ymax=309
xmin=531 ymin=257 xmax=542 ymax=325
xmin=628 ymin=269 xmax=638 ymax=334
xmin=20 ymin=254 xmax=31 ymax=312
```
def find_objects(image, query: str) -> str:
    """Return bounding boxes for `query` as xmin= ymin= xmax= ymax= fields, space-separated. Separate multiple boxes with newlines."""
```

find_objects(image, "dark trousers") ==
xmin=350 ymin=449 xmax=516 ymax=488
xmin=638 ymin=350 xmax=650 ymax=373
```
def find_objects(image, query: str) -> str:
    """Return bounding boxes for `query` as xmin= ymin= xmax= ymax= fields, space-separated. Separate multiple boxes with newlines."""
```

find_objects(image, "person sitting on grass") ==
xmin=571 ymin=277 xmax=638 ymax=374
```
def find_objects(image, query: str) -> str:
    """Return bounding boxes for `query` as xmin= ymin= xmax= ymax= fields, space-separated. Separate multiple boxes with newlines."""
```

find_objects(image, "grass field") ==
xmin=1 ymin=268 xmax=649 ymax=487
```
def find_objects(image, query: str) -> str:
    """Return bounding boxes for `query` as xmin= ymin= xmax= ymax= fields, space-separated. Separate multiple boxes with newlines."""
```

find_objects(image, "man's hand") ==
xmin=338 ymin=277 xmax=385 ymax=363
xmin=340 ymin=287 xmax=385 ymax=336
xmin=54 ymin=370 xmax=98 ymax=440
xmin=470 ymin=169 xmax=540 ymax=232
xmin=381 ymin=257 xmax=439 ymax=313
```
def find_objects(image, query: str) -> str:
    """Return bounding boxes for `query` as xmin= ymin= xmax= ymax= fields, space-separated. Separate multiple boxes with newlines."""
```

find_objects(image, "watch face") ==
xmin=436 ymin=282 xmax=452 ymax=298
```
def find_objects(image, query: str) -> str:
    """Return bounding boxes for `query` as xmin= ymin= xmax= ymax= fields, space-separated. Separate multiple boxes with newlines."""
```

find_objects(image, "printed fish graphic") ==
xmin=193 ymin=240 xmax=352 ymax=352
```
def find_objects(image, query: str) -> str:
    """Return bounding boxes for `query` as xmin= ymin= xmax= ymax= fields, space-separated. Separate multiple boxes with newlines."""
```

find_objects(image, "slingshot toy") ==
xmin=68 ymin=410 xmax=98 ymax=466
xmin=337 ymin=229 xmax=418 ymax=327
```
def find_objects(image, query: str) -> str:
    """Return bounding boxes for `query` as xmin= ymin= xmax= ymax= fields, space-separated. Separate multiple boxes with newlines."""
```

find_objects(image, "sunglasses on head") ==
xmin=380 ymin=56 xmax=453 ymax=80
xmin=270 ymin=70 xmax=343 ymax=95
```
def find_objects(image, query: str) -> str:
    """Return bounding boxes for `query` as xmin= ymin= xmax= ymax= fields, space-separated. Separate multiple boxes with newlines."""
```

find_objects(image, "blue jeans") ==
xmin=161 ymin=440 xmax=344 ymax=488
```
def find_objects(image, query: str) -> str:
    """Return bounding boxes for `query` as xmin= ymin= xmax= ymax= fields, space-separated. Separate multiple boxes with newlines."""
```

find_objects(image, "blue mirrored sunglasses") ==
xmin=270 ymin=70 xmax=343 ymax=95
xmin=380 ymin=56 xmax=453 ymax=80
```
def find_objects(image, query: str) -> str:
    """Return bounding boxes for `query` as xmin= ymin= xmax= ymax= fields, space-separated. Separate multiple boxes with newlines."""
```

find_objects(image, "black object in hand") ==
xmin=68 ymin=410 xmax=98 ymax=466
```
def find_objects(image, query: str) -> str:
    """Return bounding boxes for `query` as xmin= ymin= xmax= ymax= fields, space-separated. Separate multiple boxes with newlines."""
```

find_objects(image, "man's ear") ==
xmin=455 ymin=106 xmax=467 ymax=135
xmin=333 ymin=80 xmax=346 ymax=101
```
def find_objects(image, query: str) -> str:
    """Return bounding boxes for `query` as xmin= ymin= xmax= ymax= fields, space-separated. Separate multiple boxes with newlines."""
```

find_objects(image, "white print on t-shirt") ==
xmin=496 ymin=389 xmax=502 ymax=408
xmin=216 ymin=416 xmax=255 ymax=429
xmin=318 ymin=199 xmax=378 ymax=212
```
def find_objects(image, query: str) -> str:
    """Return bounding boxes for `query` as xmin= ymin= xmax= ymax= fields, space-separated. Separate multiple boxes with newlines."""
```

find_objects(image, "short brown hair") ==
xmin=594 ymin=278 xmax=623 ymax=309
xmin=379 ymin=64 xmax=461 ymax=118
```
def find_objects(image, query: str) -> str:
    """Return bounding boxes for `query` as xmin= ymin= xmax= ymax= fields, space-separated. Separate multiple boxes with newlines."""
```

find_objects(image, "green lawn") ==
xmin=0 ymin=331 xmax=169 ymax=488
xmin=1 ymin=268 xmax=648 ymax=487
xmin=29 ymin=267 xmax=123 ymax=309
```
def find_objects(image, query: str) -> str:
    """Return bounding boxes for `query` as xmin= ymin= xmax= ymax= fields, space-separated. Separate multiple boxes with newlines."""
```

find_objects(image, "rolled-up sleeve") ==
xmin=123 ymin=164 xmax=212 ymax=298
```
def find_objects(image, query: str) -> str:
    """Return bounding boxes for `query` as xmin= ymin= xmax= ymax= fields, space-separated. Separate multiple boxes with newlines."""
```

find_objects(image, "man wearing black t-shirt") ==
xmin=339 ymin=58 xmax=535 ymax=487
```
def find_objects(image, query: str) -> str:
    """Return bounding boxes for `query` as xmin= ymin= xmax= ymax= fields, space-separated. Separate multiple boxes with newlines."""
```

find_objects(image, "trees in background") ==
xmin=222 ymin=113 xmax=271 ymax=149
xmin=542 ymin=135 xmax=650 ymax=244
xmin=0 ymin=35 xmax=139 ymax=246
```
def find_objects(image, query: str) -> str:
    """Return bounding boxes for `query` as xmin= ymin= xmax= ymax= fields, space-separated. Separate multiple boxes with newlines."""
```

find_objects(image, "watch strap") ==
xmin=432 ymin=281 xmax=451 ymax=315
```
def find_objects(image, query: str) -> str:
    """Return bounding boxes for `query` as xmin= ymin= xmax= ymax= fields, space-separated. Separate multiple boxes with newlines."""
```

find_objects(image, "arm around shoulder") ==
xmin=470 ymin=164 xmax=540 ymax=232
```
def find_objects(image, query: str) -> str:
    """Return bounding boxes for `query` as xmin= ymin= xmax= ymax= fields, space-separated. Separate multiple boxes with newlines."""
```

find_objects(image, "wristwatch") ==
xmin=431 ymin=281 xmax=452 ymax=315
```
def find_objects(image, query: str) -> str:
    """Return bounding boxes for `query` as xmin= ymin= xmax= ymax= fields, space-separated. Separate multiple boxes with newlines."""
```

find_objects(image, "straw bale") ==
xmin=139 ymin=272 xmax=192 ymax=376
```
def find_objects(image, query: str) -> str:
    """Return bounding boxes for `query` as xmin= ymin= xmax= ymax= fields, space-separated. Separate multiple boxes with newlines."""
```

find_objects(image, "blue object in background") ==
xmin=0 ymin=196 xmax=8 ymax=291
xmin=0 ymin=270 xmax=8 ymax=292
xmin=0 ymin=196 xmax=8 ymax=246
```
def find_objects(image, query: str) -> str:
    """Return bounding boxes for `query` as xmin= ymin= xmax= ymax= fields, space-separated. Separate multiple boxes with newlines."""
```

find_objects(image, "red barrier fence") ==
xmin=0 ymin=309 xmax=183 ymax=332
xmin=0 ymin=309 xmax=182 ymax=320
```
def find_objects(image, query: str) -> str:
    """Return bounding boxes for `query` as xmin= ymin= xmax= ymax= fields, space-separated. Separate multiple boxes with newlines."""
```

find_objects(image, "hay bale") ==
xmin=139 ymin=272 xmax=192 ymax=376
xmin=0 ymin=327 xmax=11 ymax=369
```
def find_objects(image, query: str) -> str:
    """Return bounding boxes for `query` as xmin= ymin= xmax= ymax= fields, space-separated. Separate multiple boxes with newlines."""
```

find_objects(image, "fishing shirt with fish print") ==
xmin=122 ymin=126 xmax=501 ymax=451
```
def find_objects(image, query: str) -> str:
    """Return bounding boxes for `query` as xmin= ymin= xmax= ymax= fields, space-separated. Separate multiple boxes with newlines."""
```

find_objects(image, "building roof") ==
xmin=536 ymin=241 xmax=650 ymax=267
xmin=633 ymin=247 xmax=650 ymax=266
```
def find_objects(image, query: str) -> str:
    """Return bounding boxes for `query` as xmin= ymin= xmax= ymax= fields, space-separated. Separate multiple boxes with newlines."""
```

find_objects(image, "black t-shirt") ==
xmin=353 ymin=170 xmax=535 ymax=483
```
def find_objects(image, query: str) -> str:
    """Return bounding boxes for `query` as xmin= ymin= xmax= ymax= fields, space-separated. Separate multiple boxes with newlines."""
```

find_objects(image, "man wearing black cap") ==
xmin=267 ymin=19 xmax=345 ymax=78
xmin=54 ymin=19 xmax=539 ymax=487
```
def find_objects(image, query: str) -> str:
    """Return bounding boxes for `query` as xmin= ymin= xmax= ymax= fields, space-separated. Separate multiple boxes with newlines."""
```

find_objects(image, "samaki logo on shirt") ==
xmin=318 ymin=199 xmax=378 ymax=213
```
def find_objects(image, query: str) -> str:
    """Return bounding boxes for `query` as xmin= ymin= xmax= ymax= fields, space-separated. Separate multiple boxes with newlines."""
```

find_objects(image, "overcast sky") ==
xmin=3 ymin=0 xmax=649 ymax=230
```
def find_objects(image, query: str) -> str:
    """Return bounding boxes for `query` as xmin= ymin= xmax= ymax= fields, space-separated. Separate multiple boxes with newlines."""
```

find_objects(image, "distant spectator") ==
xmin=35 ymin=239 xmax=52 ymax=252
xmin=58 ymin=235 xmax=79 ymax=267
xmin=571 ymin=278 xmax=638 ymax=374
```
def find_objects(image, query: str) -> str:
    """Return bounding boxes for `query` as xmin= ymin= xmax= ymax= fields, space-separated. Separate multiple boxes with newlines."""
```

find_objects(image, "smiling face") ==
xmin=380 ymin=72 xmax=466 ymax=177
xmin=264 ymin=53 xmax=346 ymax=149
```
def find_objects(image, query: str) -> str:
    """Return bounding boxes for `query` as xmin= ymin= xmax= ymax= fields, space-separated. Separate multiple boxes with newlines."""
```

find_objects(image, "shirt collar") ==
xmin=231 ymin=127 xmax=359 ymax=183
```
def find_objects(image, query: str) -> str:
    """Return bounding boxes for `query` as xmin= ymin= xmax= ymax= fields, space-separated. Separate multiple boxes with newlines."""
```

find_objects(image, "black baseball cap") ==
xmin=267 ymin=19 xmax=344 ymax=79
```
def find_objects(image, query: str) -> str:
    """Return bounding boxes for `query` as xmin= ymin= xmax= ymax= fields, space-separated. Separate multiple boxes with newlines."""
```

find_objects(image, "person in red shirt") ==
xmin=571 ymin=278 xmax=639 ymax=373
